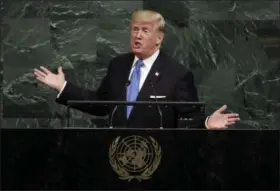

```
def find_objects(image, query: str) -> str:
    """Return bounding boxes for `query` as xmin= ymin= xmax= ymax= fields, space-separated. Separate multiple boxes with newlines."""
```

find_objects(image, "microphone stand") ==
xmin=109 ymin=106 xmax=118 ymax=128
xmin=150 ymin=81 xmax=163 ymax=129
xmin=109 ymin=81 xmax=131 ymax=128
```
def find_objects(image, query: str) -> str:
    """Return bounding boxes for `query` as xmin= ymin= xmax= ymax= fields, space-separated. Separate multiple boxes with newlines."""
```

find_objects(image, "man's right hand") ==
xmin=33 ymin=66 xmax=65 ymax=92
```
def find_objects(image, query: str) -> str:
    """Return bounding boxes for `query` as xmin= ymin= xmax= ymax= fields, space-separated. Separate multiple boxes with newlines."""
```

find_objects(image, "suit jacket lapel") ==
xmin=119 ymin=53 xmax=135 ymax=100
xmin=137 ymin=55 xmax=165 ymax=101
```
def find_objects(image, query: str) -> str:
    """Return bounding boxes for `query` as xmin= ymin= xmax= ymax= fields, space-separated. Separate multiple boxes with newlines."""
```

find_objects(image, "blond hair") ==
xmin=131 ymin=10 xmax=165 ymax=32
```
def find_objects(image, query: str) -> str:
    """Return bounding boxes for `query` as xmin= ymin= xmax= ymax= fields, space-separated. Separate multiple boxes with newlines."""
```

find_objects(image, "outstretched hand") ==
xmin=206 ymin=105 xmax=240 ymax=129
xmin=33 ymin=66 xmax=65 ymax=92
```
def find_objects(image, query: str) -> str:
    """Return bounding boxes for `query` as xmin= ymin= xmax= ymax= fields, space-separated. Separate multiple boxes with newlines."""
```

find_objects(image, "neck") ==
xmin=135 ymin=48 xmax=159 ymax=60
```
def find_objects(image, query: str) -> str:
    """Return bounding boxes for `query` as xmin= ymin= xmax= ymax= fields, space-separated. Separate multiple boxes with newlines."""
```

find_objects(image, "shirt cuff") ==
xmin=205 ymin=116 xmax=210 ymax=129
xmin=57 ymin=81 xmax=67 ymax=98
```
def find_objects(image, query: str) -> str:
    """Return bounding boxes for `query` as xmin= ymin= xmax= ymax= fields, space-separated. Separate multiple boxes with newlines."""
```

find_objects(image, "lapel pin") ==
xmin=155 ymin=72 xmax=159 ymax=76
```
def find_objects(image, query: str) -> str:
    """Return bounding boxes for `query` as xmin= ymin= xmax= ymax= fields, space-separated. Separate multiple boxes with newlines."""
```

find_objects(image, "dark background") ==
xmin=1 ymin=0 xmax=280 ymax=129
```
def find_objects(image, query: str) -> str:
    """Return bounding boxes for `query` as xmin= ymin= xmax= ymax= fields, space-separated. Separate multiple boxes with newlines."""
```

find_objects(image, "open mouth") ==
xmin=134 ymin=41 xmax=142 ymax=48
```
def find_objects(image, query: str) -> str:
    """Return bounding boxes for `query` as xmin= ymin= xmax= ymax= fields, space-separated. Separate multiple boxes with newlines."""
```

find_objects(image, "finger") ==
xmin=36 ymin=76 xmax=46 ymax=83
xmin=226 ymin=121 xmax=236 ymax=126
xmin=34 ymin=69 xmax=47 ymax=78
xmin=58 ymin=66 xmax=63 ymax=74
xmin=227 ymin=118 xmax=240 ymax=123
xmin=215 ymin=105 xmax=227 ymax=114
xmin=40 ymin=66 xmax=51 ymax=74
xmin=226 ymin=113 xmax=239 ymax=118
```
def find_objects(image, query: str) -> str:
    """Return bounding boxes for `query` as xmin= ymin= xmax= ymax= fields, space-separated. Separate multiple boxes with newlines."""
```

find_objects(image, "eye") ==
xmin=132 ymin=27 xmax=139 ymax=32
xmin=143 ymin=28 xmax=149 ymax=33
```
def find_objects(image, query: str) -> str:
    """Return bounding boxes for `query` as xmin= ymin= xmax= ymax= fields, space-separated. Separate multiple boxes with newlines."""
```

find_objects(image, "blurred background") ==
xmin=1 ymin=0 xmax=279 ymax=129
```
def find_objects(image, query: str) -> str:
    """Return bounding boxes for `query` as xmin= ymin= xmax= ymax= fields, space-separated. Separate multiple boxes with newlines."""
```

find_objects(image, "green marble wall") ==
xmin=1 ymin=1 xmax=280 ymax=129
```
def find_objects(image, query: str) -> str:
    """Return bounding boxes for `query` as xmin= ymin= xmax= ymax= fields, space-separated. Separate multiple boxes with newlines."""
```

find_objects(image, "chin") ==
xmin=131 ymin=49 xmax=142 ymax=55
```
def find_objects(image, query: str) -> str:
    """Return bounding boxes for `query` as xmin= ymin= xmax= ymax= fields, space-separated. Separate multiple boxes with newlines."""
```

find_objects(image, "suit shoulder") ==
xmin=161 ymin=53 xmax=190 ymax=75
xmin=110 ymin=52 xmax=134 ymax=63
xmin=106 ymin=52 xmax=133 ymax=70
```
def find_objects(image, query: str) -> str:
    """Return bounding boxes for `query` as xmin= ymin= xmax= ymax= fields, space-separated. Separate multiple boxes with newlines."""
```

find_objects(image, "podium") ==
xmin=1 ymin=127 xmax=279 ymax=190
xmin=65 ymin=100 xmax=206 ymax=128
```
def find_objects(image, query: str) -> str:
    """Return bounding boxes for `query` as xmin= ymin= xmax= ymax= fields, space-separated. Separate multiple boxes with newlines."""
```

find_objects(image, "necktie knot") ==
xmin=135 ymin=59 xmax=144 ymax=71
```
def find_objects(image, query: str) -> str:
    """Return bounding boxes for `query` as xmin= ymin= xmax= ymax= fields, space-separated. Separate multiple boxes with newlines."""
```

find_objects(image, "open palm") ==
xmin=33 ymin=66 xmax=65 ymax=91
xmin=207 ymin=105 xmax=240 ymax=129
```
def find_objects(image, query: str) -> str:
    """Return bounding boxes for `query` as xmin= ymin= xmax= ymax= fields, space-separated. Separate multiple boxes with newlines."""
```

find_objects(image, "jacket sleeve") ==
xmin=173 ymin=70 xmax=207 ymax=128
xmin=55 ymin=61 xmax=114 ymax=116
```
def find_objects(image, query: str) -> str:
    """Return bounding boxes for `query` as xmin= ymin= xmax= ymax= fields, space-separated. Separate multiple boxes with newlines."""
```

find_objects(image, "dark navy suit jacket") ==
xmin=56 ymin=51 xmax=205 ymax=128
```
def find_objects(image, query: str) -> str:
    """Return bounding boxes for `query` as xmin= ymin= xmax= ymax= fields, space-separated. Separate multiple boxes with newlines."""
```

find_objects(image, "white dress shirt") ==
xmin=128 ymin=49 xmax=159 ymax=91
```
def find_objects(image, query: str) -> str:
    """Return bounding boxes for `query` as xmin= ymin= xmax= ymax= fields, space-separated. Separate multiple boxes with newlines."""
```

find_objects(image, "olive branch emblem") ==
xmin=109 ymin=136 xmax=162 ymax=182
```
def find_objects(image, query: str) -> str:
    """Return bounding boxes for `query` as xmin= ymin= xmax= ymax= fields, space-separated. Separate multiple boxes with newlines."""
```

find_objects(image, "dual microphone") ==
xmin=109 ymin=80 xmax=163 ymax=129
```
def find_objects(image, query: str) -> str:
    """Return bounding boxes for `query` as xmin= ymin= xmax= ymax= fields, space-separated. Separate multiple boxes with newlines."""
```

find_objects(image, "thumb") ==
xmin=214 ymin=105 xmax=227 ymax=114
xmin=57 ymin=66 xmax=63 ymax=74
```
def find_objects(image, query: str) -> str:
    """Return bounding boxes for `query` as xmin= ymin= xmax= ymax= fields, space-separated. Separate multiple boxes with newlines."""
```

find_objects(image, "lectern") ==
xmin=1 ymin=127 xmax=279 ymax=190
xmin=1 ymin=100 xmax=279 ymax=190
xmin=65 ymin=100 xmax=206 ymax=128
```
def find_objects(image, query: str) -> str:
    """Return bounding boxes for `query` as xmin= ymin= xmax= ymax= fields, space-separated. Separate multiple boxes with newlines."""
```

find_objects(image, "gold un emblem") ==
xmin=109 ymin=135 xmax=162 ymax=182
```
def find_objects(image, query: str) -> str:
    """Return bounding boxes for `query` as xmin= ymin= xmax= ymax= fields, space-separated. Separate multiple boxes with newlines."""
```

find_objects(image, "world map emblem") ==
xmin=109 ymin=135 xmax=162 ymax=182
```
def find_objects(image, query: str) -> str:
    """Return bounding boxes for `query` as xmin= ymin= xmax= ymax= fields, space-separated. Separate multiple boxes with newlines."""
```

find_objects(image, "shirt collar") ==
xmin=132 ymin=49 xmax=160 ymax=69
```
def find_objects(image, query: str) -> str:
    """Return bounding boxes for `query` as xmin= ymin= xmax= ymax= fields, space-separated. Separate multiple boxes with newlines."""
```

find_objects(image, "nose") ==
xmin=135 ymin=31 xmax=142 ymax=39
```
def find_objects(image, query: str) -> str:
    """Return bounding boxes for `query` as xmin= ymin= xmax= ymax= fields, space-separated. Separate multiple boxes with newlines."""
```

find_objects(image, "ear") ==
xmin=156 ymin=32 xmax=164 ymax=45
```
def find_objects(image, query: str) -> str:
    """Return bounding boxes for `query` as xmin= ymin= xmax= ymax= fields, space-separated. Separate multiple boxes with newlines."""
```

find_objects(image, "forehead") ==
xmin=131 ymin=20 xmax=158 ymax=28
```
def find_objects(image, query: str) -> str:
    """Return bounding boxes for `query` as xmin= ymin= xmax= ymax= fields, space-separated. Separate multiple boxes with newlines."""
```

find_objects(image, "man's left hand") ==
xmin=206 ymin=105 xmax=240 ymax=129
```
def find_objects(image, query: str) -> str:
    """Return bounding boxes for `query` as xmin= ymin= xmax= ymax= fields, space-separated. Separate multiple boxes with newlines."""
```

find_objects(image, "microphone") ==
xmin=109 ymin=80 xmax=131 ymax=128
xmin=150 ymin=81 xmax=163 ymax=129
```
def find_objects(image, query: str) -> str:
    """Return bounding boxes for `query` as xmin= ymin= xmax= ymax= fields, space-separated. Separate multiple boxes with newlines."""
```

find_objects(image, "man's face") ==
xmin=130 ymin=20 xmax=163 ymax=59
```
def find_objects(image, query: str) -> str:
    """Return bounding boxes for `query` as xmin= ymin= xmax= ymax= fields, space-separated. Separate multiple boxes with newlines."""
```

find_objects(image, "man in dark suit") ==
xmin=34 ymin=9 xmax=240 ymax=129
